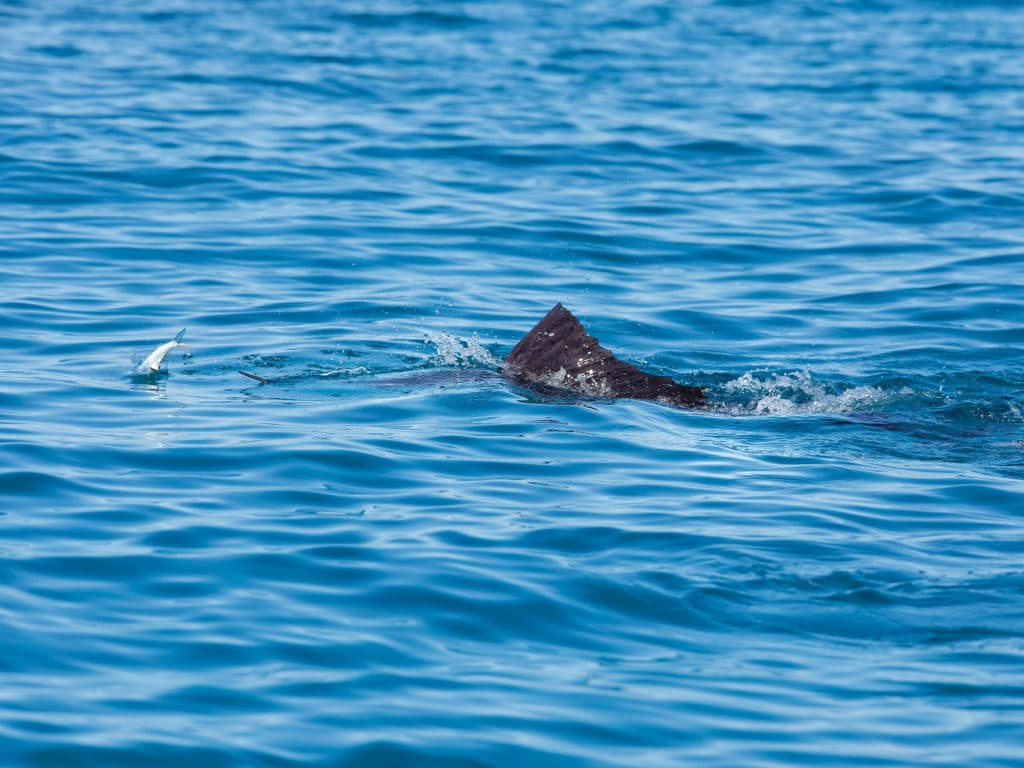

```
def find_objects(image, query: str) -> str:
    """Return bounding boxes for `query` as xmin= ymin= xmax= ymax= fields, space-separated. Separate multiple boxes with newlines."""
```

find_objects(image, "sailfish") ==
xmin=239 ymin=303 xmax=706 ymax=407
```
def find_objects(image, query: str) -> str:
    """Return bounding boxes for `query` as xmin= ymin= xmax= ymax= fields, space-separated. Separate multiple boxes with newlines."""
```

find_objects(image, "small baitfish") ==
xmin=134 ymin=328 xmax=190 ymax=375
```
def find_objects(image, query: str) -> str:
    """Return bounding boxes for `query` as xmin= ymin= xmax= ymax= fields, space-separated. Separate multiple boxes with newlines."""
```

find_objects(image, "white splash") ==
xmin=423 ymin=331 xmax=497 ymax=368
xmin=723 ymin=369 xmax=891 ymax=416
xmin=317 ymin=366 xmax=372 ymax=378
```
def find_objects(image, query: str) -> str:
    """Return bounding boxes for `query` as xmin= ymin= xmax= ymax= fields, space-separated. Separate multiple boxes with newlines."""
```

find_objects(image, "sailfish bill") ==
xmin=502 ymin=303 xmax=705 ymax=407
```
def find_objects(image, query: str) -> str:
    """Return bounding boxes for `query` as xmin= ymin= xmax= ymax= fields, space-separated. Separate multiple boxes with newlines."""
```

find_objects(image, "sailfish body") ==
xmin=237 ymin=304 xmax=705 ymax=407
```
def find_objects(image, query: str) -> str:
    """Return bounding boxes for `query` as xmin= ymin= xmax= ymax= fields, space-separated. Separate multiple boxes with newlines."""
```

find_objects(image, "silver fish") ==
xmin=135 ymin=328 xmax=190 ymax=375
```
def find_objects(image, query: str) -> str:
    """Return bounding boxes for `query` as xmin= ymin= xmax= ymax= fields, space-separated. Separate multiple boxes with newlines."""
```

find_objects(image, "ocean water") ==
xmin=2 ymin=0 xmax=1023 ymax=765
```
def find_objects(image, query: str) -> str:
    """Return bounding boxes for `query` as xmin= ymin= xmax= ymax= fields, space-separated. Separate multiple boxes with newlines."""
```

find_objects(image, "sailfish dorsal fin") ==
xmin=502 ymin=303 xmax=705 ymax=407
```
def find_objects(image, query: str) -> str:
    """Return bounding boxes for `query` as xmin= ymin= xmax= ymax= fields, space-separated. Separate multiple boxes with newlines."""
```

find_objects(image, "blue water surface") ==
xmin=2 ymin=1 xmax=1024 ymax=766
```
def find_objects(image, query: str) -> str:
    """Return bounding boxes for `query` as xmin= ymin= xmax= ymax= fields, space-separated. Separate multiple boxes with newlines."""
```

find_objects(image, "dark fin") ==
xmin=239 ymin=370 xmax=273 ymax=384
xmin=503 ymin=303 xmax=705 ymax=407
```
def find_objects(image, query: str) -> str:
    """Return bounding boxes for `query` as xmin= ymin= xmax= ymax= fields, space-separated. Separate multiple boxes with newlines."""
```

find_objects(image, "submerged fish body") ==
xmin=502 ymin=303 xmax=706 ymax=407
xmin=135 ymin=328 xmax=189 ymax=375
xmin=237 ymin=304 xmax=705 ymax=407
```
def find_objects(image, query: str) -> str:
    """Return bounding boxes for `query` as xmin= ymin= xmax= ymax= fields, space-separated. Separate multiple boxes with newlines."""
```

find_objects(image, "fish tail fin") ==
xmin=174 ymin=328 xmax=187 ymax=344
